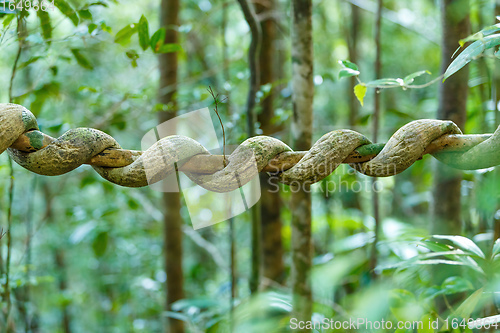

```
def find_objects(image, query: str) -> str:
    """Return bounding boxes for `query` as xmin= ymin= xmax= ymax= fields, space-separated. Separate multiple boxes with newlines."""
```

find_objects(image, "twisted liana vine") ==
xmin=2 ymin=103 xmax=500 ymax=192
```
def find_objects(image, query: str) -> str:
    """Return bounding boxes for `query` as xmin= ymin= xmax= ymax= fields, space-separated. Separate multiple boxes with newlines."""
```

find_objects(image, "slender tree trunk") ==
xmin=221 ymin=0 xmax=237 ymax=320
xmin=431 ymin=0 xmax=470 ymax=236
xmin=42 ymin=184 xmax=72 ymax=333
xmin=291 ymin=0 xmax=313 ymax=329
xmin=347 ymin=3 xmax=360 ymax=129
xmin=255 ymin=0 xmax=285 ymax=287
xmin=431 ymin=0 xmax=470 ymax=315
xmin=493 ymin=2 xmax=500 ymax=244
xmin=369 ymin=0 xmax=383 ymax=278
xmin=159 ymin=0 xmax=184 ymax=332
xmin=236 ymin=0 xmax=262 ymax=294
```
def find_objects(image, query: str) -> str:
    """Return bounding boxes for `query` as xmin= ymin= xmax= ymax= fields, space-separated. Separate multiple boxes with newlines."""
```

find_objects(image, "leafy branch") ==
xmin=338 ymin=60 xmax=438 ymax=106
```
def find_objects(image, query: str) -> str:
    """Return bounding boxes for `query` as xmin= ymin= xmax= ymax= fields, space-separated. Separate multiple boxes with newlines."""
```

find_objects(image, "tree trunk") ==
xmin=347 ymin=3 xmax=360 ymax=129
xmin=236 ymin=0 xmax=262 ymax=294
xmin=255 ymin=0 xmax=285 ymax=287
xmin=42 ymin=183 xmax=71 ymax=333
xmin=432 ymin=0 xmax=470 ymax=235
xmin=159 ymin=0 xmax=184 ymax=332
xmin=431 ymin=0 xmax=470 ymax=315
xmin=291 ymin=0 xmax=313 ymax=329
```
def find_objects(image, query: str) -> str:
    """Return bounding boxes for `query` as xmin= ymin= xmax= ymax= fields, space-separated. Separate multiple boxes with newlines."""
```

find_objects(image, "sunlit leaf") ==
xmin=88 ymin=23 xmax=97 ymax=34
xmin=71 ymin=49 xmax=93 ymax=69
xmin=2 ymin=14 xmax=15 ymax=27
xmin=150 ymin=27 xmax=166 ymax=52
xmin=444 ymin=34 xmax=500 ymax=81
xmin=18 ymin=56 xmax=43 ymax=70
xmin=338 ymin=60 xmax=358 ymax=71
xmin=54 ymin=0 xmax=79 ymax=26
xmin=339 ymin=67 xmax=360 ymax=79
xmin=138 ymin=15 xmax=149 ymax=51
xmin=78 ymin=9 xmax=92 ymax=21
xmin=114 ymin=23 xmax=137 ymax=45
xmin=37 ymin=10 xmax=52 ymax=43
xmin=493 ymin=238 xmax=500 ymax=258
xmin=125 ymin=49 xmax=139 ymax=67
xmin=354 ymin=84 xmax=366 ymax=106
xmin=455 ymin=288 xmax=484 ymax=318
xmin=459 ymin=23 xmax=500 ymax=46
xmin=365 ymin=78 xmax=404 ymax=87
xmin=441 ymin=276 xmax=475 ymax=295
xmin=431 ymin=235 xmax=485 ymax=258
xmin=403 ymin=70 xmax=431 ymax=85
xmin=163 ymin=311 xmax=190 ymax=322
xmin=157 ymin=43 xmax=182 ymax=53
xmin=419 ymin=314 xmax=436 ymax=333
xmin=92 ymin=231 xmax=108 ymax=257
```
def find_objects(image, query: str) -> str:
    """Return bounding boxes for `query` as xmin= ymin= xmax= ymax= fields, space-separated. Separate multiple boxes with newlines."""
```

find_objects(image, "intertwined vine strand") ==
xmin=2 ymin=103 xmax=500 ymax=192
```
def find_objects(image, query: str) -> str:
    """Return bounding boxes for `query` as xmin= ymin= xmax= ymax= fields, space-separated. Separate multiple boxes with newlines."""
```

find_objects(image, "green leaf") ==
xmin=418 ymin=314 xmax=436 ymax=333
xmin=441 ymin=276 xmax=474 ymax=295
xmin=492 ymin=238 xmax=500 ymax=257
xmin=18 ymin=56 xmax=43 ymax=70
xmin=339 ymin=68 xmax=360 ymax=79
xmin=2 ymin=14 xmax=15 ymax=27
xmin=403 ymin=70 xmax=431 ymax=85
xmin=70 ymin=49 xmax=93 ymax=70
xmin=455 ymin=288 xmax=484 ymax=318
xmin=100 ymin=21 xmax=112 ymax=34
xmin=444 ymin=34 xmax=500 ymax=81
xmin=150 ymin=27 xmax=166 ymax=52
xmin=114 ymin=23 xmax=137 ymax=45
xmin=354 ymin=84 xmax=367 ymax=106
xmin=37 ymin=10 xmax=52 ymax=43
xmin=92 ymin=231 xmax=108 ymax=257
xmin=138 ymin=15 xmax=149 ymax=51
xmin=88 ymin=23 xmax=97 ymax=34
xmin=459 ymin=23 xmax=500 ymax=46
xmin=365 ymin=78 xmax=404 ymax=87
xmin=54 ymin=0 xmax=79 ymax=26
xmin=78 ymin=9 xmax=92 ymax=21
xmin=431 ymin=235 xmax=485 ymax=258
xmin=157 ymin=43 xmax=182 ymax=53
xmin=163 ymin=311 xmax=190 ymax=322
xmin=338 ymin=60 xmax=359 ymax=71
xmin=125 ymin=49 xmax=139 ymax=67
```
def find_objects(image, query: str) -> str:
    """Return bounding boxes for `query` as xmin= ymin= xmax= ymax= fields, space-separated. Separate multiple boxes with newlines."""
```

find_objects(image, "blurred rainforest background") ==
xmin=0 ymin=0 xmax=500 ymax=332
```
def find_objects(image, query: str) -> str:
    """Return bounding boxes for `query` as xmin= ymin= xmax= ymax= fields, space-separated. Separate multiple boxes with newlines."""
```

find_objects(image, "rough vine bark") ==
xmin=291 ymin=0 xmax=313 ymax=330
xmin=255 ymin=0 xmax=285 ymax=287
xmin=159 ymin=0 xmax=184 ymax=332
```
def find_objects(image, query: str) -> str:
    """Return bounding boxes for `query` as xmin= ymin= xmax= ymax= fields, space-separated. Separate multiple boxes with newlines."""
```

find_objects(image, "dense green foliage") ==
xmin=0 ymin=0 xmax=499 ymax=332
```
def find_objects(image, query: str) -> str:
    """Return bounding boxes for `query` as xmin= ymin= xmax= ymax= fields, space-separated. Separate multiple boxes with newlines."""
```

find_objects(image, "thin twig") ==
xmin=236 ymin=0 xmax=261 ymax=137
xmin=208 ymin=86 xmax=228 ymax=166
xmin=370 ymin=0 xmax=383 ymax=279
xmin=8 ymin=18 xmax=23 ymax=103
xmin=4 ymin=15 xmax=24 ymax=322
